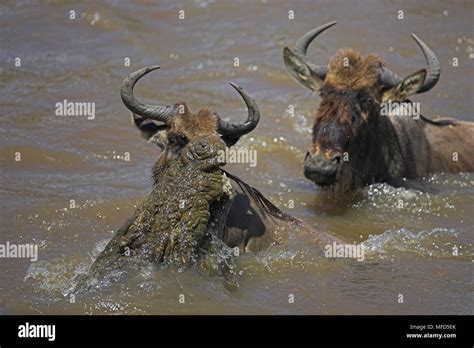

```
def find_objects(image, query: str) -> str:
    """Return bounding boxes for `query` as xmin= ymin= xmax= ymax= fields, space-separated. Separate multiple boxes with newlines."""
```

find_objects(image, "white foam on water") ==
xmin=362 ymin=227 xmax=473 ymax=260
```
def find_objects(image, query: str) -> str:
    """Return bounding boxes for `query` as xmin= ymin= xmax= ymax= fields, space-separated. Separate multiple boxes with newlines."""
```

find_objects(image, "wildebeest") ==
xmin=284 ymin=22 xmax=474 ymax=192
xmin=76 ymin=66 xmax=337 ymax=291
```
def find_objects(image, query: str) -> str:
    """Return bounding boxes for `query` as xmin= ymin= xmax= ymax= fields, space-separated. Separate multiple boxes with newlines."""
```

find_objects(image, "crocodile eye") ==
xmin=194 ymin=140 xmax=212 ymax=157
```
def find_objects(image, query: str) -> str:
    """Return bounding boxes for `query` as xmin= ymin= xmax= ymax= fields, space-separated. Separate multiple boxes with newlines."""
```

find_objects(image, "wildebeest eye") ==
xmin=168 ymin=133 xmax=188 ymax=148
xmin=357 ymin=91 xmax=373 ymax=109
xmin=365 ymin=96 xmax=374 ymax=108
xmin=351 ymin=113 xmax=357 ymax=123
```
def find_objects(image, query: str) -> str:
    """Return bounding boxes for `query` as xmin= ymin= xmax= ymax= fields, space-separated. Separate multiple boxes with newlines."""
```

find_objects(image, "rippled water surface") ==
xmin=1 ymin=0 xmax=473 ymax=314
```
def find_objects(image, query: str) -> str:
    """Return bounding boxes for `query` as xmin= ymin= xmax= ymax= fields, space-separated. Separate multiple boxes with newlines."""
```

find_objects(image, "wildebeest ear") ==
xmin=381 ymin=69 xmax=427 ymax=103
xmin=131 ymin=113 xmax=169 ymax=149
xmin=283 ymin=47 xmax=324 ymax=93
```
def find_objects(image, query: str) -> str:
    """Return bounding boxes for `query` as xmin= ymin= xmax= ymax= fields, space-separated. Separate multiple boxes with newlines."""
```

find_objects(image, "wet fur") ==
xmin=310 ymin=49 xmax=474 ymax=191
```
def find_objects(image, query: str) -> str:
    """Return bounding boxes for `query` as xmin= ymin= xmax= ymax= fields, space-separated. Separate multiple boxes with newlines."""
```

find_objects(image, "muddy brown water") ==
xmin=0 ymin=1 xmax=473 ymax=314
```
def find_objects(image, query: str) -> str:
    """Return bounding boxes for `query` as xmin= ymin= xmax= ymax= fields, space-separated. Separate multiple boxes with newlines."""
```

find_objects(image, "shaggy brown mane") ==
xmin=325 ymin=48 xmax=383 ymax=90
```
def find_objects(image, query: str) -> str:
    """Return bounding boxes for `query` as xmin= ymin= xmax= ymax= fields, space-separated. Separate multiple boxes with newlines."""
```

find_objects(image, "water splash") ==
xmin=362 ymin=227 xmax=473 ymax=260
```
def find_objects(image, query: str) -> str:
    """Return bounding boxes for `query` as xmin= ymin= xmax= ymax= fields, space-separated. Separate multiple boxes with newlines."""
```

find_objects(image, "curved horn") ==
xmin=380 ymin=34 xmax=440 ymax=93
xmin=217 ymin=83 xmax=260 ymax=142
xmin=294 ymin=21 xmax=337 ymax=79
xmin=411 ymin=33 xmax=440 ymax=93
xmin=120 ymin=65 xmax=177 ymax=124
xmin=379 ymin=66 xmax=402 ymax=89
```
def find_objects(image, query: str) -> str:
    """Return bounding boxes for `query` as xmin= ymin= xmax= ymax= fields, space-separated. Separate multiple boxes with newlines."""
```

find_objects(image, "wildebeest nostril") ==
xmin=331 ymin=153 xmax=342 ymax=164
xmin=304 ymin=151 xmax=310 ymax=161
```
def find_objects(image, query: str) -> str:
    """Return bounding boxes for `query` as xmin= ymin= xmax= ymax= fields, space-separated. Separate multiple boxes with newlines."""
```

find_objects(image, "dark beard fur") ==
xmin=222 ymin=170 xmax=300 ymax=224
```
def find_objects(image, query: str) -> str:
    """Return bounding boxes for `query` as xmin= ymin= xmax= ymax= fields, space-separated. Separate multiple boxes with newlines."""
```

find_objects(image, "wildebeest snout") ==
xmin=303 ymin=151 xmax=341 ymax=185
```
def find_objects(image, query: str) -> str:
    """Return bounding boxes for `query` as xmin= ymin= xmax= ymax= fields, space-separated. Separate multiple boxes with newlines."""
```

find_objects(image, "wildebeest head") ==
xmin=283 ymin=22 xmax=440 ymax=190
xmin=121 ymin=66 xmax=259 ymax=185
